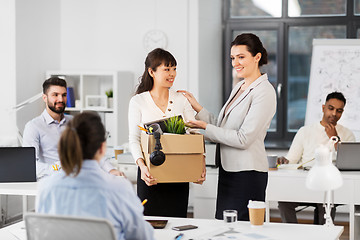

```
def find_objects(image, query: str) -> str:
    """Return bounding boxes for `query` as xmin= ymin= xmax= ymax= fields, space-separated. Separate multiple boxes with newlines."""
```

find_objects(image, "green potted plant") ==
xmin=164 ymin=116 xmax=186 ymax=134
xmin=105 ymin=89 xmax=113 ymax=109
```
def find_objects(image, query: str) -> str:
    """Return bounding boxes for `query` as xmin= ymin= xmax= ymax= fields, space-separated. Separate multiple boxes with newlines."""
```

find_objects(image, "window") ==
xmin=230 ymin=0 xmax=282 ymax=18
xmin=288 ymin=25 xmax=346 ymax=130
xmin=355 ymin=0 xmax=360 ymax=15
xmin=288 ymin=0 xmax=346 ymax=17
xmin=224 ymin=0 xmax=360 ymax=147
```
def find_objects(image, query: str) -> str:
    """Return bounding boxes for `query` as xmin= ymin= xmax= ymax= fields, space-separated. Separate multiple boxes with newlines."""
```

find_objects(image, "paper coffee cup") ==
xmin=114 ymin=146 xmax=124 ymax=159
xmin=247 ymin=200 xmax=266 ymax=226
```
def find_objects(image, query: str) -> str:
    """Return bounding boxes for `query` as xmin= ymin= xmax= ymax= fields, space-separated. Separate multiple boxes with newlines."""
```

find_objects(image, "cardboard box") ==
xmin=141 ymin=132 xmax=205 ymax=183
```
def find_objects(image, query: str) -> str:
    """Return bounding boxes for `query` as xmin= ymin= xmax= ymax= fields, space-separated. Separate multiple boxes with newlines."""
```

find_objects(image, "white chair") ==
xmin=24 ymin=213 xmax=116 ymax=240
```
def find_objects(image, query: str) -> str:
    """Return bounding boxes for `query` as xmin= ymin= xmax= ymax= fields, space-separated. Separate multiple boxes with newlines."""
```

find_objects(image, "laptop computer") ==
xmin=0 ymin=147 xmax=36 ymax=182
xmin=336 ymin=142 xmax=360 ymax=171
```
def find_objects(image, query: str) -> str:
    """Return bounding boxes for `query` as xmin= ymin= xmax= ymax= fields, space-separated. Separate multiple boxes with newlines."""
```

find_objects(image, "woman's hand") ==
xmin=186 ymin=119 xmax=207 ymax=130
xmin=109 ymin=169 xmax=126 ymax=177
xmin=277 ymin=156 xmax=289 ymax=165
xmin=194 ymin=155 xmax=206 ymax=185
xmin=177 ymin=90 xmax=203 ymax=113
xmin=137 ymin=158 xmax=157 ymax=186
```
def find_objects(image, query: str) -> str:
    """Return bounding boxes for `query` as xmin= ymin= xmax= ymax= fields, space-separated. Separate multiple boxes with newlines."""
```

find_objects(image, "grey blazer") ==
xmin=196 ymin=74 xmax=276 ymax=172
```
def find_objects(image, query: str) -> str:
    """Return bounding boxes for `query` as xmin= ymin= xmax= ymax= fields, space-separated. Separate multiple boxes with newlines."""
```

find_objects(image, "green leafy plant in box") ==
xmin=164 ymin=116 xmax=186 ymax=134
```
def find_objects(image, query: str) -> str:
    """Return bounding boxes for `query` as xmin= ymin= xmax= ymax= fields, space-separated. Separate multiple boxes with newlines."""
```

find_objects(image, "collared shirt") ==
xmin=23 ymin=110 xmax=72 ymax=179
xmin=286 ymin=122 xmax=355 ymax=166
xmin=36 ymin=160 xmax=154 ymax=240
xmin=23 ymin=109 xmax=115 ymax=179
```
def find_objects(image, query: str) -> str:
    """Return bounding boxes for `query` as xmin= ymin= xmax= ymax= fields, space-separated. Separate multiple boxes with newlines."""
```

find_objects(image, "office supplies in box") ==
xmin=143 ymin=115 xmax=183 ymax=134
xmin=140 ymin=132 xmax=204 ymax=183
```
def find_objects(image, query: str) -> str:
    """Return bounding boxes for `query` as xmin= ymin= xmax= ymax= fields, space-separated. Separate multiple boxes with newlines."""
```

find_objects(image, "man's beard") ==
xmin=327 ymin=116 xmax=338 ymax=125
xmin=48 ymin=101 xmax=65 ymax=114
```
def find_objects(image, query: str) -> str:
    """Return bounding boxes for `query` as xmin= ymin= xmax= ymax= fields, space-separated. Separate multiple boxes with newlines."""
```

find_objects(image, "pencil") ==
xmin=138 ymin=125 xmax=148 ymax=133
xmin=142 ymin=199 xmax=148 ymax=205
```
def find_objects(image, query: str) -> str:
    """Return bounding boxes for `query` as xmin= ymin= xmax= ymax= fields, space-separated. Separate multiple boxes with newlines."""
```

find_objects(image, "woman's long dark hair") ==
xmin=58 ymin=111 xmax=106 ymax=176
xmin=136 ymin=48 xmax=177 ymax=94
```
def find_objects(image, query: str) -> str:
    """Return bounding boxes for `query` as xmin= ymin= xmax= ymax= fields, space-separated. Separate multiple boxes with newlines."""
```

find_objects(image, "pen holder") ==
xmin=148 ymin=123 xmax=163 ymax=135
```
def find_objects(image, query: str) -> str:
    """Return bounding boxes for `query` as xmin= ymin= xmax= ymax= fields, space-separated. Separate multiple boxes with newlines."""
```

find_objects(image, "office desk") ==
xmin=0 ymin=182 xmax=37 ymax=214
xmin=0 ymin=216 xmax=343 ymax=240
xmin=267 ymin=169 xmax=360 ymax=240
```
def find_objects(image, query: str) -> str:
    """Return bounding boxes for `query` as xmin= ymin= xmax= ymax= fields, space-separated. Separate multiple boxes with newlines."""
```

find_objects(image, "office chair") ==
xmin=295 ymin=203 xmax=336 ymax=225
xmin=24 ymin=213 xmax=116 ymax=240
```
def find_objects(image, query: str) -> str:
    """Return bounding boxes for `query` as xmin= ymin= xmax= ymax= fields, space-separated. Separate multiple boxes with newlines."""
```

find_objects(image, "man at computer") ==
xmin=23 ymin=77 xmax=123 ymax=180
xmin=277 ymin=91 xmax=355 ymax=224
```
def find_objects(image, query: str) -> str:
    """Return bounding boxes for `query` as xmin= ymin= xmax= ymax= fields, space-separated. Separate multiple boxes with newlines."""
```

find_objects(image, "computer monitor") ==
xmin=0 ymin=147 xmax=36 ymax=182
xmin=336 ymin=142 xmax=360 ymax=171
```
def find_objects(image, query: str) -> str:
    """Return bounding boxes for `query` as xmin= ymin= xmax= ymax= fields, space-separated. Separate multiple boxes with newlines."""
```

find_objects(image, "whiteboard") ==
xmin=305 ymin=39 xmax=360 ymax=141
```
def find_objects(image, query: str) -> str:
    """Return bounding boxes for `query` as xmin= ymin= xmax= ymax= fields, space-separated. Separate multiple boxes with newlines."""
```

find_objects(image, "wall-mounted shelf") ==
xmin=46 ymin=70 xmax=134 ymax=147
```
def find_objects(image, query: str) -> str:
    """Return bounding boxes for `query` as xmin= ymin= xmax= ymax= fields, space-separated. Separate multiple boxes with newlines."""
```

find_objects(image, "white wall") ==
xmin=3 ymin=0 xmax=222 ymax=139
xmin=16 ymin=0 xmax=62 ymax=134
xmin=1 ymin=0 xmax=222 ymax=221
xmin=60 ymin=0 xmax=192 ymax=92
xmin=59 ymin=0 xmax=222 ymax=113
xmin=198 ymin=0 xmax=223 ymax=115
xmin=0 ymin=0 xmax=17 ymax=146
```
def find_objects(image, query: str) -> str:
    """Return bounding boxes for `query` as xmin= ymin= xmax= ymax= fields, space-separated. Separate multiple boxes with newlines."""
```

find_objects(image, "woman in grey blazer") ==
xmin=179 ymin=33 xmax=276 ymax=221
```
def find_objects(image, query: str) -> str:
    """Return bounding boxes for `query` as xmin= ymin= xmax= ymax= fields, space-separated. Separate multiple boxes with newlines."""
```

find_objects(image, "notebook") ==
xmin=0 ymin=147 xmax=36 ymax=182
xmin=336 ymin=142 xmax=360 ymax=171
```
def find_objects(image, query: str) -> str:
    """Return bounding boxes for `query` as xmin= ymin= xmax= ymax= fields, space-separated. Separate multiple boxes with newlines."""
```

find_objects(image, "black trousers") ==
xmin=137 ymin=168 xmax=189 ymax=218
xmin=215 ymin=164 xmax=268 ymax=221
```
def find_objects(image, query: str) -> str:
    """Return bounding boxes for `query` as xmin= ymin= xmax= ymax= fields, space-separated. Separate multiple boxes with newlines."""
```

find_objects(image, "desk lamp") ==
xmin=305 ymin=136 xmax=343 ymax=227
xmin=10 ymin=92 xmax=43 ymax=145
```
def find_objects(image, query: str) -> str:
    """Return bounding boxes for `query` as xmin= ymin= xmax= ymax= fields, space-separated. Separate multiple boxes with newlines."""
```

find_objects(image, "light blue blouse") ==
xmin=36 ymin=160 xmax=154 ymax=240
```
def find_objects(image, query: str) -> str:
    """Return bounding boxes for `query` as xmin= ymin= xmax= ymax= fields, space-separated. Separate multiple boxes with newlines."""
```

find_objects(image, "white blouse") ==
xmin=128 ymin=89 xmax=196 ymax=162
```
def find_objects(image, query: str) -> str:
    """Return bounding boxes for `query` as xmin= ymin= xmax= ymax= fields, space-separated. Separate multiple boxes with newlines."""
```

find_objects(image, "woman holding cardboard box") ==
xmin=179 ymin=33 xmax=276 ymax=221
xmin=128 ymin=48 xmax=206 ymax=217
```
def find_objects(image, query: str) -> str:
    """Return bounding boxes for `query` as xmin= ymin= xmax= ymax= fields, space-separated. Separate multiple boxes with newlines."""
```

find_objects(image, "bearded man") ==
xmin=23 ymin=77 xmax=122 ymax=179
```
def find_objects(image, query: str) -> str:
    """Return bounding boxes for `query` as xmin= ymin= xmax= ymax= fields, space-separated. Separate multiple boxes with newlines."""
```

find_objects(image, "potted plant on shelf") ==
xmin=105 ymin=89 xmax=113 ymax=109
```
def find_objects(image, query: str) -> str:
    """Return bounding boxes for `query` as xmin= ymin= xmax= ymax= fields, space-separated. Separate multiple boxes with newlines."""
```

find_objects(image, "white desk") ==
xmin=0 ymin=216 xmax=344 ymax=240
xmin=0 ymin=182 xmax=37 ymax=214
xmin=267 ymin=169 xmax=360 ymax=240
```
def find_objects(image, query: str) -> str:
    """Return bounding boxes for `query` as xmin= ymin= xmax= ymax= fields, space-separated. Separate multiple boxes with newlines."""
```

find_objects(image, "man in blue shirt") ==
xmin=23 ymin=77 xmax=122 ymax=179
